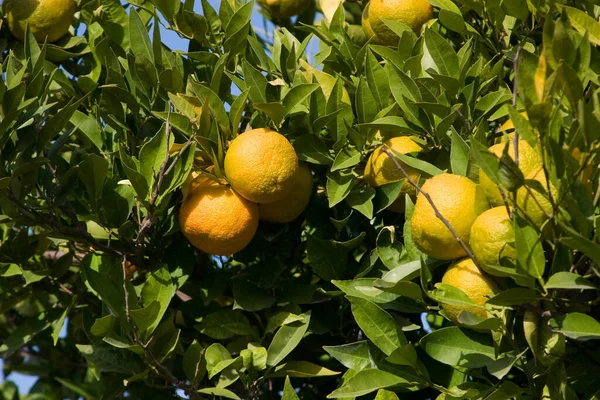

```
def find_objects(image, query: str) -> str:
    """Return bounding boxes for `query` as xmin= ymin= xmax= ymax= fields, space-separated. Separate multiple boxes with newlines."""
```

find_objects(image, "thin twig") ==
xmin=163 ymin=133 xmax=196 ymax=177
xmin=381 ymin=147 xmax=481 ymax=269
xmin=121 ymin=257 xmax=203 ymax=400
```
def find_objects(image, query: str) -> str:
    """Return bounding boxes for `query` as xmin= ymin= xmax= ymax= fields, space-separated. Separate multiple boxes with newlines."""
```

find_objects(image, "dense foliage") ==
xmin=2 ymin=0 xmax=600 ymax=399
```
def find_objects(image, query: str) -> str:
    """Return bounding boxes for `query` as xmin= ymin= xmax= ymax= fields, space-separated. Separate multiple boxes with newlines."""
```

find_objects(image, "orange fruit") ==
xmin=179 ymin=180 xmax=258 ymax=255
xmin=259 ymin=163 xmax=313 ymax=223
xmin=4 ymin=0 xmax=75 ymax=43
xmin=479 ymin=140 xmax=541 ymax=206
xmin=411 ymin=174 xmax=488 ymax=260
xmin=364 ymin=136 xmax=423 ymax=213
xmin=224 ymin=129 xmax=298 ymax=204
xmin=364 ymin=0 xmax=433 ymax=46
xmin=440 ymin=258 xmax=500 ymax=325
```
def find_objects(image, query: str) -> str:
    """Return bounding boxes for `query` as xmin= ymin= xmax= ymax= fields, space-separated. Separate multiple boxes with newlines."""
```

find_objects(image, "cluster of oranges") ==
xmin=363 ymin=132 xmax=564 ymax=326
xmin=179 ymin=129 xmax=313 ymax=256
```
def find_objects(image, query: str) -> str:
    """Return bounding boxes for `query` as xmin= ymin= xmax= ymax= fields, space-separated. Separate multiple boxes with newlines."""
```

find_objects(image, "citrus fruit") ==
xmin=516 ymin=168 xmax=558 ymax=228
xmin=4 ymin=0 xmax=75 ymax=43
xmin=364 ymin=136 xmax=424 ymax=213
xmin=411 ymin=173 xmax=488 ymax=260
xmin=362 ymin=3 xmax=377 ymax=42
xmin=224 ymin=128 xmax=299 ymax=204
xmin=440 ymin=258 xmax=500 ymax=324
xmin=363 ymin=0 xmax=433 ymax=46
xmin=257 ymin=0 xmax=312 ymax=19
xmin=259 ymin=163 xmax=313 ymax=223
xmin=470 ymin=207 xmax=516 ymax=276
xmin=479 ymin=140 xmax=541 ymax=206
xmin=179 ymin=180 xmax=259 ymax=255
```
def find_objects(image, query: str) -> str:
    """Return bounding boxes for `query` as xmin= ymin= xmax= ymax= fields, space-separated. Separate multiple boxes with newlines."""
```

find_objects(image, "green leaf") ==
xmin=81 ymin=254 xmax=126 ymax=319
xmin=451 ymin=129 xmax=470 ymax=176
xmin=269 ymin=361 xmax=339 ymax=378
xmin=331 ymin=146 xmax=361 ymax=172
xmin=545 ymin=271 xmax=597 ymax=290
xmin=562 ymin=6 xmax=600 ymax=46
xmin=129 ymin=9 xmax=154 ymax=64
xmin=323 ymin=341 xmax=374 ymax=371
xmin=196 ymin=310 xmax=256 ymax=340
xmin=232 ymin=280 xmax=275 ymax=312
xmin=242 ymin=60 xmax=268 ymax=104
xmin=205 ymin=343 xmax=232 ymax=376
xmin=293 ymin=135 xmax=333 ymax=165
xmin=90 ymin=315 xmax=117 ymax=338
xmin=356 ymin=78 xmax=378 ymax=124
xmin=282 ymin=376 xmax=300 ymax=400
xmin=420 ymin=327 xmax=496 ymax=368
xmin=424 ymin=29 xmax=460 ymax=79
xmin=428 ymin=283 xmax=479 ymax=308
xmin=78 ymin=155 xmax=108 ymax=206
xmin=550 ymin=313 xmax=600 ymax=341
xmin=391 ymin=150 xmax=445 ymax=177
xmin=197 ymin=387 xmax=241 ymax=400
xmin=70 ymin=111 xmax=103 ymax=150
xmin=326 ymin=169 xmax=355 ymax=207
xmin=327 ymin=369 xmax=415 ymax=398
xmin=514 ymin=212 xmax=546 ymax=279
xmin=283 ymin=84 xmax=319 ymax=116
xmin=346 ymin=187 xmax=376 ymax=219
xmin=76 ymin=344 xmax=142 ymax=374
xmin=487 ymin=288 xmax=540 ymax=306
xmin=139 ymin=124 xmax=169 ymax=190
xmin=471 ymin=140 xmax=500 ymax=184
xmin=254 ymin=102 xmax=286 ymax=126
xmin=375 ymin=389 xmax=400 ymax=400
xmin=267 ymin=311 xmax=311 ymax=367
xmin=0 ymin=310 xmax=62 ymax=358
xmin=141 ymin=266 xmax=175 ymax=337
xmin=347 ymin=296 xmax=406 ymax=356
xmin=307 ymin=235 xmax=348 ymax=281
xmin=559 ymin=225 xmax=600 ymax=266
xmin=427 ymin=0 xmax=465 ymax=33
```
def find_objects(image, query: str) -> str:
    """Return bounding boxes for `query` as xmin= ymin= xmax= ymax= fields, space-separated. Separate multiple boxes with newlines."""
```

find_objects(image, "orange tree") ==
xmin=1 ymin=0 xmax=600 ymax=399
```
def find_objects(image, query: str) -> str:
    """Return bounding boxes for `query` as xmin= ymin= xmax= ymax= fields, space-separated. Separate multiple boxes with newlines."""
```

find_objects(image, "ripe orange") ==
xmin=4 ymin=0 xmax=75 ymax=43
xmin=259 ymin=163 xmax=313 ymax=223
xmin=516 ymin=168 xmax=558 ymax=228
xmin=224 ymin=129 xmax=298 ymax=204
xmin=479 ymin=140 xmax=541 ymax=206
xmin=364 ymin=136 xmax=423 ymax=213
xmin=179 ymin=180 xmax=259 ymax=256
xmin=363 ymin=0 xmax=433 ymax=45
xmin=411 ymin=174 xmax=488 ymax=260
xmin=440 ymin=258 xmax=500 ymax=325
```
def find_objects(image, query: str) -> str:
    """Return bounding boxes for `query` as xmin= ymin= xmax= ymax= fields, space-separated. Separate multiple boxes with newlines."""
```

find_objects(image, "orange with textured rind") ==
xmin=364 ymin=136 xmax=424 ymax=213
xmin=4 ymin=0 xmax=75 ymax=43
xmin=470 ymin=207 xmax=516 ymax=276
xmin=441 ymin=258 xmax=500 ymax=325
xmin=479 ymin=140 xmax=541 ymax=206
xmin=516 ymin=168 xmax=558 ymax=228
xmin=411 ymin=173 xmax=488 ymax=260
xmin=224 ymin=129 xmax=299 ymax=204
xmin=179 ymin=181 xmax=259 ymax=256
xmin=259 ymin=163 xmax=313 ymax=223
xmin=365 ymin=0 xmax=433 ymax=46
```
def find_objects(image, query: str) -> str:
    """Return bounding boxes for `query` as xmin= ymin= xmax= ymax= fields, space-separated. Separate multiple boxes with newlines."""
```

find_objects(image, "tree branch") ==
xmin=121 ymin=257 xmax=203 ymax=400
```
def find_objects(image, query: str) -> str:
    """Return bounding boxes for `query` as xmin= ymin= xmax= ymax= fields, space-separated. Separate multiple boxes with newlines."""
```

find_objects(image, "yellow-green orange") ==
xmin=517 ymin=168 xmax=558 ymax=228
xmin=4 ymin=0 xmax=75 ymax=43
xmin=362 ymin=3 xmax=377 ymax=42
xmin=179 ymin=180 xmax=258 ymax=255
xmin=363 ymin=0 xmax=433 ymax=46
xmin=257 ymin=0 xmax=311 ymax=19
xmin=411 ymin=174 xmax=488 ymax=260
xmin=470 ymin=207 xmax=516 ymax=277
xmin=479 ymin=140 xmax=541 ymax=206
xmin=364 ymin=136 xmax=423 ymax=213
xmin=259 ymin=163 xmax=313 ymax=223
xmin=224 ymin=129 xmax=298 ymax=204
xmin=441 ymin=258 xmax=500 ymax=325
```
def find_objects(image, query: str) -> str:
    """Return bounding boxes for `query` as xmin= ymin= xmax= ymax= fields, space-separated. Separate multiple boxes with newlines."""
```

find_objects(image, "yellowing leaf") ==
xmin=534 ymin=51 xmax=547 ymax=103
xmin=320 ymin=0 xmax=344 ymax=23
xmin=300 ymin=59 xmax=351 ymax=104
xmin=562 ymin=6 xmax=600 ymax=46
